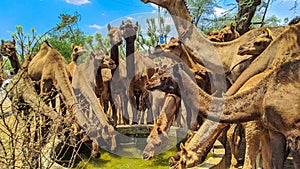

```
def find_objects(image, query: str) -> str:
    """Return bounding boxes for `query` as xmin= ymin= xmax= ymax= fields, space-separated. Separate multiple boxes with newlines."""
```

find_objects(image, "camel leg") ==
xmin=260 ymin=130 xmax=272 ymax=169
xmin=291 ymin=150 xmax=300 ymax=169
xmin=121 ymin=93 xmax=130 ymax=125
xmin=243 ymin=121 xmax=268 ymax=169
xmin=108 ymin=88 xmax=118 ymax=126
xmin=227 ymin=124 xmax=243 ymax=168
xmin=269 ymin=130 xmax=286 ymax=169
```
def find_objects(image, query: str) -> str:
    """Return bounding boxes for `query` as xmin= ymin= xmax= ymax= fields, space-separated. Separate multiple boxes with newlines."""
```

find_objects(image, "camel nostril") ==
xmin=142 ymin=153 xmax=151 ymax=160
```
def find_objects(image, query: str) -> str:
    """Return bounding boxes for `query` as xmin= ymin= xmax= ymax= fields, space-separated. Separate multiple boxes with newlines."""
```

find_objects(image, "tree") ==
xmin=136 ymin=16 xmax=172 ymax=52
xmin=47 ymin=13 xmax=86 ymax=63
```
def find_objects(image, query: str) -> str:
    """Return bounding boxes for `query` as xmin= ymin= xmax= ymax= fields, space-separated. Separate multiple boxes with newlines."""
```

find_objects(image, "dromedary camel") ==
xmin=0 ymin=39 xmax=22 ymax=74
xmin=27 ymin=41 xmax=117 ymax=157
xmin=72 ymin=50 xmax=117 ymax=154
xmin=140 ymin=0 xmax=298 ymax=167
xmin=206 ymin=23 xmax=240 ymax=42
xmin=165 ymin=58 xmax=300 ymax=168
xmin=103 ymin=24 xmax=123 ymax=124
xmin=67 ymin=44 xmax=87 ymax=78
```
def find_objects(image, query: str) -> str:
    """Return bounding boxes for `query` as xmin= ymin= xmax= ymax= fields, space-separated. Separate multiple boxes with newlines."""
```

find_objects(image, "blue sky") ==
xmin=0 ymin=0 xmax=299 ymax=40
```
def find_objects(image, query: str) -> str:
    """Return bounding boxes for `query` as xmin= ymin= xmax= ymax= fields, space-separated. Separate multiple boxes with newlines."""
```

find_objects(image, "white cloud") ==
xmin=214 ymin=7 xmax=228 ymax=17
xmin=66 ymin=0 xmax=91 ymax=5
xmin=88 ymin=24 xmax=104 ymax=30
xmin=126 ymin=17 xmax=135 ymax=21
xmin=150 ymin=3 xmax=158 ymax=9
xmin=151 ymin=10 xmax=156 ymax=14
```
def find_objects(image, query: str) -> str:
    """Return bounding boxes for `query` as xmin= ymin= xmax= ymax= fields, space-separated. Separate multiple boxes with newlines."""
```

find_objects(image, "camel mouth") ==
xmin=109 ymin=63 xmax=117 ymax=69
xmin=149 ymin=49 xmax=164 ymax=58
xmin=142 ymin=152 xmax=153 ymax=160
xmin=237 ymin=48 xmax=248 ymax=55
xmin=141 ymin=0 xmax=149 ymax=3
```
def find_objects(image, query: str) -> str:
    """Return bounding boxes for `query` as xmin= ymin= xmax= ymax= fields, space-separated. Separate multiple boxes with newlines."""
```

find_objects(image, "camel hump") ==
xmin=288 ymin=16 xmax=300 ymax=25
xmin=42 ymin=40 xmax=53 ymax=48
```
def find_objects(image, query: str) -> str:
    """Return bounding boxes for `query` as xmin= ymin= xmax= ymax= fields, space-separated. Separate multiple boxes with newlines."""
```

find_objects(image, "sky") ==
xmin=0 ymin=0 xmax=299 ymax=41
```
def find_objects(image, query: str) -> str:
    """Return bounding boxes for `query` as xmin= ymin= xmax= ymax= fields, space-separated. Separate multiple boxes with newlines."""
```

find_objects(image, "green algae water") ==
xmin=78 ymin=147 xmax=178 ymax=169
xmin=77 ymin=130 xmax=183 ymax=169
xmin=74 ymin=126 xmax=189 ymax=169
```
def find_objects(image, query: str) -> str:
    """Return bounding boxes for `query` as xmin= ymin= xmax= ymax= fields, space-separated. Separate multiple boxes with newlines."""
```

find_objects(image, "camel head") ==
xmin=0 ymin=39 xmax=16 ymax=57
xmin=142 ymin=119 xmax=169 ymax=160
xmin=120 ymin=19 xmax=139 ymax=41
xmin=218 ymin=23 xmax=240 ymax=42
xmin=206 ymin=30 xmax=223 ymax=42
xmin=107 ymin=24 xmax=123 ymax=46
xmin=140 ymin=0 xmax=179 ymax=9
xmin=169 ymin=143 xmax=201 ymax=169
xmin=90 ymin=51 xmax=116 ymax=69
xmin=151 ymin=37 xmax=187 ymax=61
xmin=71 ymin=44 xmax=87 ymax=61
xmin=146 ymin=68 xmax=180 ymax=95
xmin=238 ymin=28 xmax=273 ymax=56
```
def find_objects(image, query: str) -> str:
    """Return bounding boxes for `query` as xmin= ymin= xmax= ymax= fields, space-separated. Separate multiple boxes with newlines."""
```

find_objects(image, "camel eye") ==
xmin=170 ymin=45 xmax=176 ymax=49
xmin=74 ymin=48 xmax=78 ymax=52
xmin=254 ymin=41 xmax=261 ymax=46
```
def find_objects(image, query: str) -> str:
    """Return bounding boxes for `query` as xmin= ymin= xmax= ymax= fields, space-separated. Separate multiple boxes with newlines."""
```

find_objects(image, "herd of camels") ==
xmin=0 ymin=0 xmax=300 ymax=168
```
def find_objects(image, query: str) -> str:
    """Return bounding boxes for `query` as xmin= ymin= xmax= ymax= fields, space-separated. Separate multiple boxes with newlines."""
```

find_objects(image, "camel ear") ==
xmin=1 ymin=39 xmax=4 ymax=44
xmin=266 ymin=28 xmax=273 ymax=39
xmin=222 ymin=25 xmax=227 ymax=29
xmin=135 ymin=21 xmax=139 ymax=31
xmin=107 ymin=24 xmax=111 ymax=31
xmin=180 ymin=143 xmax=187 ymax=153
xmin=71 ymin=43 xmax=75 ymax=49
xmin=157 ymin=119 xmax=162 ymax=126
xmin=230 ymin=23 xmax=236 ymax=32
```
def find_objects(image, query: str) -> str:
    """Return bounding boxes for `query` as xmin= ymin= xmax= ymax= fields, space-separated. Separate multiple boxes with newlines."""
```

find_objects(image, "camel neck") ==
xmin=8 ymin=51 xmax=21 ymax=74
xmin=175 ymin=66 xmax=268 ymax=123
xmin=125 ymin=40 xmax=135 ymax=58
xmin=110 ymin=45 xmax=119 ymax=67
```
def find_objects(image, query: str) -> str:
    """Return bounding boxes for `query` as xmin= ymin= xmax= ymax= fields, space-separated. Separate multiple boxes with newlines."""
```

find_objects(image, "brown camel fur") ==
xmin=107 ymin=23 xmax=123 ymax=74
xmin=0 ymin=39 xmax=22 ymax=74
xmin=72 ymin=50 xmax=117 ymax=153
xmin=27 ymin=41 xmax=114 ymax=157
xmin=207 ymin=23 xmax=240 ymax=42
xmin=226 ymin=28 xmax=274 ymax=169
xmin=107 ymin=24 xmax=124 ymax=124
xmin=67 ymin=44 xmax=87 ymax=79
xmin=141 ymin=0 xmax=287 ymax=75
xmin=140 ymin=0 xmax=296 ymax=166
xmin=142 ymin=93 xmax=181 ymax=160
xmin=227 ymin=28 xmax=274 ymax=84
xmin=166 ymin=57 xmax=300 ymax=168
xmin=142 ymin=67 xmax=201 ymax=160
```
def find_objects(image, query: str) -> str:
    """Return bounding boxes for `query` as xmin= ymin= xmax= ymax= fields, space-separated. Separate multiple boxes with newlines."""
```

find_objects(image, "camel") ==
xmin=105 ymin=24 xmax=125 ymax=124
xmin=142 ymin=66 xmax=203 ymax=160
xmin=67 ymin=44 xmax=87 ymax=79
xmin=227 ymin=28 xmax=274 ymax=84
xmin=140 ymin=0 xmax=287 ymax=75
xmin=142 ymin=93 xmax=181 ymax=160
xmin=27 ymin=41 xmax=116 ymax=157
xmin=207 ymin=23 xmax=240 ymax=42
xmin=107 ymin=23 xmax=123 ymax=74
xmin=72 ymin=50 xmax=117 ymax=154
xmin=0 ymin=39 xmax=22 ymax=74
xmin=140 ymin=0 xmax=298 ymax=167
xmin=120 ymin=19 xmax=139 ymax=77
xmin=164 ymin=57 xmax=300 ymax=168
